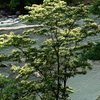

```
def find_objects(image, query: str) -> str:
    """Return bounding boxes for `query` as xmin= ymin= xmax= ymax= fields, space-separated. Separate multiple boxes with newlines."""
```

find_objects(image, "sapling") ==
xmin=0 ymin=0 xmax=100 ymax=99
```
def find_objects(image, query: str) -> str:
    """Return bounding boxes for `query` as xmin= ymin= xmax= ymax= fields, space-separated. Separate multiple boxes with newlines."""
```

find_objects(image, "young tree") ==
xmin=0 ymin=0 xmax=100 ymax=99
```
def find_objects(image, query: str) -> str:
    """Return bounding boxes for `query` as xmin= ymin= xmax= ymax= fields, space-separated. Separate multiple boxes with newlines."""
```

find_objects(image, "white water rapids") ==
xmin=0 ymin=13 xmax=100 ymax=100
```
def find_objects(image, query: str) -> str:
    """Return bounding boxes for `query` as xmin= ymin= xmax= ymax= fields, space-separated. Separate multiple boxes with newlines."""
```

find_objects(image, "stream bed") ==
xmin=0 ymin=13 xmax=100 ymax=100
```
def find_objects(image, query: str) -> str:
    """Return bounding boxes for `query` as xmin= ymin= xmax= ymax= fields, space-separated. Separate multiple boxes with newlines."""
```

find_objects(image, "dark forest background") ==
xmin=0 ymin=0 xmax=98 ymax=13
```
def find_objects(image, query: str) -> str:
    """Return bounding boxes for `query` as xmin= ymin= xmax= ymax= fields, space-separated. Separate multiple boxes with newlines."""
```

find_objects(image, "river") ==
xmin=0 ymin=13 xmax=100 ymax=100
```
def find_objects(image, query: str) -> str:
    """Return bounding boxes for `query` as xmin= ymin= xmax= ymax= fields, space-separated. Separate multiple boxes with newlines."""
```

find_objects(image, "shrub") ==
xmin=89 ymin=0 xmax=100 ymax=14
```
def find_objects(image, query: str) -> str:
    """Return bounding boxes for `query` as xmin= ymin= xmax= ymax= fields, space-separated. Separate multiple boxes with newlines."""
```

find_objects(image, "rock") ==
xmin=86 ymin=5 xmax=92 ymax=9
xmin=1 ymin=22 xmax=3 ymax=24
xmin=7 ymin=15 xmax=17 ymax=19
xmin=0 ymin=8 xmax=13 ymax=19
xmin=0 ymin=64 xmax=9 ymax=67
xmin=3 ymin=8 xmax=12 ymax=15
xmin=85 ymin=2 xmax=91 ymax=5
xmin=12 ymin=15 xmax=17 ymax=18
xmin=0 ymin=13 xmax=3 ymax=18
xmin=0 ymin=10 xmax=7 ymax=16
xmin=68 ymin=3 xmax=74 ymax=6
xmin=7 ymin=15 xmax=13 ymax=18
xmin=16 ymin=11 xmax=21 ymax=15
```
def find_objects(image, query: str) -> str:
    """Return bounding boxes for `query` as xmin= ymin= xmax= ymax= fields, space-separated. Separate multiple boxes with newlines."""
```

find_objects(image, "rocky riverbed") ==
xmin=0 ymin=2 xmax=92 ymax=19
xmin=0 ymin=8 xmax=22 ymax=28
xmin=0 ymin=8 xmax=21 ymax=18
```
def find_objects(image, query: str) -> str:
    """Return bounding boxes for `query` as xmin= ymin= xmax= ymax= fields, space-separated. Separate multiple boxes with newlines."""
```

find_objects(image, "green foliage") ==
xmin=96 ymin=95 xmax=100 ymax=100
xmin=79 ymin=42 xmax=100 ymax=61
xmin=0 ymin=0 xmax=43 ymax=11
xmin=10 ymin=0 xmax=43 ymax=10
xmin=89 ymin=0 xmax=100 ymax=14
xmin=0 ymin=0 xmax=100 ymax=99
xmin=0 ymin=74 xmax=20 ymax=100
xmin=10 ymin=0 xmax=20 ymax=10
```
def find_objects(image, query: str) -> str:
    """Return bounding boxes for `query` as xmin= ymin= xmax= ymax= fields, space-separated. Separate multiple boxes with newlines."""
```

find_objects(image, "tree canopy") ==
xmin=0 ymin=0 xmax=100 ymax=99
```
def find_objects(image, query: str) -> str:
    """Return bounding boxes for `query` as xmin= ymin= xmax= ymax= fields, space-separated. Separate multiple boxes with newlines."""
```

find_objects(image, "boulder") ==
xmin=7 ymin=15 xmax=17 ymax=19
xmin=16 ymin=11 xmax=21 ymax=15
xmin=0 ymin=8 xmax=13 ymax=19
xmin=1 ymin=22 xmax=3 ymax=24
xmin=0 ymin=10 xmax=7 ymax=16
xmin=85 ymin=2 xmax=91 ymax=5
xmin=12 ymin=15 xmax=17 ymax=18
xmin=0 ymin=13 xmax=3 ymax=18
xmin=3 ymin=8 xmax=12 ymax=15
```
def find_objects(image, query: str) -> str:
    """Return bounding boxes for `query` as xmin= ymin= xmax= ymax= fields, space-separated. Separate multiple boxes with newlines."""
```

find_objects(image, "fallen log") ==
xmin=0 ymin=63 xmax=9 ymax=67
xmin=0 ymin=25 xmax=44 ymax=31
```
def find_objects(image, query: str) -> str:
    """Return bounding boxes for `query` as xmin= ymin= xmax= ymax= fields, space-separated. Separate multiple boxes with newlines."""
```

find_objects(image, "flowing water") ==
xmin=0 ymin=14 xmax=100 ymax=100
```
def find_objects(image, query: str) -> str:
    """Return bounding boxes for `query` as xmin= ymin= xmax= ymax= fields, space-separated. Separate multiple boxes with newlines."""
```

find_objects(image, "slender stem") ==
xmin=57 ymin=51 xmax=60 ymax=100
xmin=64 ymin=66 xmax=66 ymax=98
xmin=54 ymin=19 xmax=60 ymax=100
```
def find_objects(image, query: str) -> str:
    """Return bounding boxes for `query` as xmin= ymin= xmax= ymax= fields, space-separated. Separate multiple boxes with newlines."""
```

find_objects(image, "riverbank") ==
xmin=0 ymin=8 xmax=22 ymax=20
xmin=0 ymin=1 xmax=93 ymax=20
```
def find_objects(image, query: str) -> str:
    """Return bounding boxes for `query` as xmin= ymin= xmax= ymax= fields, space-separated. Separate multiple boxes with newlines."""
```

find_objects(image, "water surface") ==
xmin=0 ymin=13 xmax=100 ymax=100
